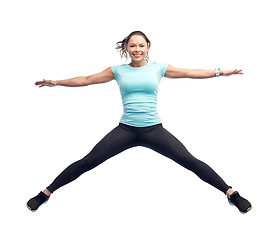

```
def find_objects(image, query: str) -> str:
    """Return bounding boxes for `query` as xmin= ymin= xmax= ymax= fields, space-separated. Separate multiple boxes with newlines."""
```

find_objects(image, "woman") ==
xmin=27 ymin=31 xmax=251 ymax=213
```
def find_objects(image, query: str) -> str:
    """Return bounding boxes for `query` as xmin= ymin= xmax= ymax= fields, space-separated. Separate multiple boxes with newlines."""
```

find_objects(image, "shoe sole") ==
xmin=26 ymin=203 xmax=37 ymax=212
xmin=239 ymin=206 xmax=252 ymax=214
xmin=26 ymin=200 xmax=48 ymax=212
xmin=228 ymin=199 xmax=252 ymax=214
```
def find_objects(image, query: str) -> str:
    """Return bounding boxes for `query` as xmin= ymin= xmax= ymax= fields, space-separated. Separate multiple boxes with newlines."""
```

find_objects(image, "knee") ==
xmin=79 ymin=156 xmax=99 ymax=172
xmin=79 ymin=150 xmax=107 ymax=171
xmin=176 ymin=155 xmax=203 ymax=171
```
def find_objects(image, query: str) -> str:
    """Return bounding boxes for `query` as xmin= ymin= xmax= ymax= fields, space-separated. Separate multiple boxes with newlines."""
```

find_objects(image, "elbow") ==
xmin=81 ymin=76 xmax=90 ymax=86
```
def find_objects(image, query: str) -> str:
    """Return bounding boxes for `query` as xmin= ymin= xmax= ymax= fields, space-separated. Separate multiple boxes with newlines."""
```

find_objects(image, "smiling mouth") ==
xmin=133 ymin=53 xmax=142 ymax=57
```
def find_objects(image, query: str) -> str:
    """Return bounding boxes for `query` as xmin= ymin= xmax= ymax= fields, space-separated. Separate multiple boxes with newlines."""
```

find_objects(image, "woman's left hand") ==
xmin=220 ymin=69 xmax=243 ymax=76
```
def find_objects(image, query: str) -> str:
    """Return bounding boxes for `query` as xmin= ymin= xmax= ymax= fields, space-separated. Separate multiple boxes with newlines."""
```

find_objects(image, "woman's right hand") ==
xmin=35 ymin=79 xmax=57 ymax=88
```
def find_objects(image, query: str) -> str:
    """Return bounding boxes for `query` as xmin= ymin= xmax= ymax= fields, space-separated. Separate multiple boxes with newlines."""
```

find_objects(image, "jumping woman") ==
xmin=27 ymin=31 xmax=252 ymax=213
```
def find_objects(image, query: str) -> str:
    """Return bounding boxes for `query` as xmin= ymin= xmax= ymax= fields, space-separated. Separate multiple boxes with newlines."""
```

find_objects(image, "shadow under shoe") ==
xmin=27 ymin=191 xmax=49 ymax=212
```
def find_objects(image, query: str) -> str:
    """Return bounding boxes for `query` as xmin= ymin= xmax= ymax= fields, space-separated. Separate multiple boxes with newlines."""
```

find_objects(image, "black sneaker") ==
xmin=228 ymin=191 xmax=252 ymax=213
xmin=27 ymin=191 xmax=49 ymax=212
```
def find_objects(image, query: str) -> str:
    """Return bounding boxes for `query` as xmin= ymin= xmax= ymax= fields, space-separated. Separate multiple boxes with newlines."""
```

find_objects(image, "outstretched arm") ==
xmin=164 ymin=65 xmax=243 ymax=79
xmin=35 ymin=67 xmax=114 ymax=87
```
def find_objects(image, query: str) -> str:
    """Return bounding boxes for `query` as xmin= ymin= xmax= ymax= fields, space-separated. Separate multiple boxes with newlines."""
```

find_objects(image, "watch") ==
xmin=215 ymin=68 xmax=220 ymax=77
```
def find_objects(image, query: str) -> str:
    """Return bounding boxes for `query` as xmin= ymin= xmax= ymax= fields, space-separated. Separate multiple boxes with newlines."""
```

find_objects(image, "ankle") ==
xmin=43 ymin=189 xmax=52 ymax=197
xmin=226 ymin=188 xmax=235 ymax=197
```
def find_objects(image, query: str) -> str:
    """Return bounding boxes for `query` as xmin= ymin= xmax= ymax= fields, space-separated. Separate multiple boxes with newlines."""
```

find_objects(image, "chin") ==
xmin=132 ymin=58 xmax=144 ymax=62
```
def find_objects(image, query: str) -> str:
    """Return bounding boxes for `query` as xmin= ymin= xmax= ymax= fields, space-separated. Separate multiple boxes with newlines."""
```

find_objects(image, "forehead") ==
xmin=128 ymin=35 xmax=146 ymax=44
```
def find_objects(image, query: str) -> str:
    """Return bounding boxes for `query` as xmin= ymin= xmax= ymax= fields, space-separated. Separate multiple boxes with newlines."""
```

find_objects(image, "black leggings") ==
xmin=47 ymin=123 xmax=230 ymax=194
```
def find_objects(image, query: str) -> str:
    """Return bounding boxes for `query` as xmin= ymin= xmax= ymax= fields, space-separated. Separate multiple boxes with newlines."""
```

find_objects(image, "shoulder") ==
xmin=111 ymin=64 xmax=127 ymax=74
xmin=148 ymin=62 xmax=168 ymax=77
xmin=111 ymin=64 xmax=128 ymax=80
xmin=153 ymin=61 xmax=168 ymax=71
xmin=147 ymin=61 xmax=168 ymax=70
xmin=111 ymin=64 xmax=126 ymax=70
xmin=149 ymin=61 xmax=167 ymax=66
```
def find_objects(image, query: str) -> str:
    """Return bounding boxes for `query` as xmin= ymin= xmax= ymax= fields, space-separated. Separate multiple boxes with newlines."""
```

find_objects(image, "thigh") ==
xmin=141 ymin=125 xmax=196 ymax=164
xmin=83 ymin=124 xmax=139 ymax=165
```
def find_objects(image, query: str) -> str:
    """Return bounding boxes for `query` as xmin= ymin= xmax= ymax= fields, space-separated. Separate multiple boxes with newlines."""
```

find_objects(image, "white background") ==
xmin=1 ymin=0 xmax=279 ymax=239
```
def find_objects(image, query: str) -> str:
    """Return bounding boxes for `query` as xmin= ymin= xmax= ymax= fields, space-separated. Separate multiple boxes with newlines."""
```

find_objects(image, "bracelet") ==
xmin=215 ymin=68 xmax=220 ymax=77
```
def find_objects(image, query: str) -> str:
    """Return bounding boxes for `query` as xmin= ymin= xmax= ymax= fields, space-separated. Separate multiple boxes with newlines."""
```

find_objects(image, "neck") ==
xmin=129 ymin=60 xmax=147 ymax=68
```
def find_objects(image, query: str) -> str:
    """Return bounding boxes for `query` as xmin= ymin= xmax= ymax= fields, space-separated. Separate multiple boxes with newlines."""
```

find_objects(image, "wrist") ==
xmin=215 ymin=68 xmax=220 ymax=77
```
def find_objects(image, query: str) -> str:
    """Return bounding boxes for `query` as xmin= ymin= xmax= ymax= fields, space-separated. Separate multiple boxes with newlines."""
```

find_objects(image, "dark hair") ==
xmin=115 ymin=31 xmax=151 ymax=62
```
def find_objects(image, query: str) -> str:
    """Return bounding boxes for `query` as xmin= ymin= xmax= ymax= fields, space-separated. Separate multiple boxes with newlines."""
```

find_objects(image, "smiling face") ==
xmin=126 ymin=34 xmax=150 ymax=66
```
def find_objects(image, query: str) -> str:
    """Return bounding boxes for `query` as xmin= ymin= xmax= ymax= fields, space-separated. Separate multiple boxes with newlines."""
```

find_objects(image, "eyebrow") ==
xmin=130 ymin=42 xmax=145 ymax=45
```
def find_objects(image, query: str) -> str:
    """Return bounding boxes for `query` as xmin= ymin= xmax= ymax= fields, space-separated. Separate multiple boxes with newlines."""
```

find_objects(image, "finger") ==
xmin=39 ymin=82 xmax=47 ymax=87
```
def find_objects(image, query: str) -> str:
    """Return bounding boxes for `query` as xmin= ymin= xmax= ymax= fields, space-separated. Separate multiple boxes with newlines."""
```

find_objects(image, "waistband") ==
xmin=118 ymin=122 xmax=163 ymax=131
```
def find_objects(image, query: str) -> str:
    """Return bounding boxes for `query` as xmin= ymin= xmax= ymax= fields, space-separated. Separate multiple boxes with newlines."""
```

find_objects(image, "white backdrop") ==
xmin=1 ymin=0 xmax=279 ymax=239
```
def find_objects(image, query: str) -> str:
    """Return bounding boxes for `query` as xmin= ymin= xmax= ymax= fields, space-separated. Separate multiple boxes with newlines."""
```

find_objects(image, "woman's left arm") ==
xmin=164 ymin=64 xmax=243 ymax=79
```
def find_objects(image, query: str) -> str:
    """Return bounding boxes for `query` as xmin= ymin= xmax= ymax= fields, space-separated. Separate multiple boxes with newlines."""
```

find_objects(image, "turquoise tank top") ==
xmin=111 ymin=62 xmax=168 ymax=127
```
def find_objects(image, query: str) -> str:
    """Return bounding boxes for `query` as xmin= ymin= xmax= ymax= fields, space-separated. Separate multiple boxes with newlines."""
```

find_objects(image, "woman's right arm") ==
xmin=35 ymin=67 xmax=114 ymax=87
